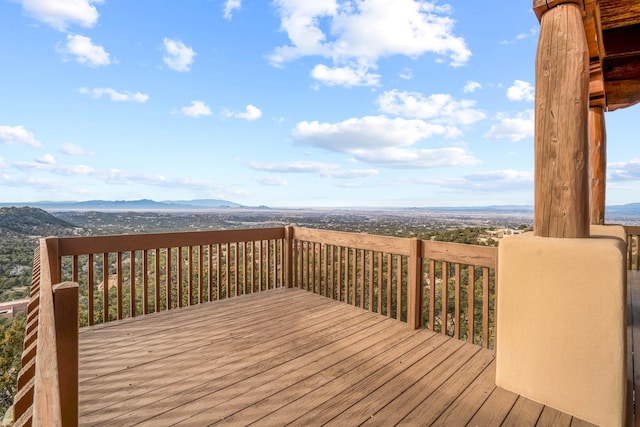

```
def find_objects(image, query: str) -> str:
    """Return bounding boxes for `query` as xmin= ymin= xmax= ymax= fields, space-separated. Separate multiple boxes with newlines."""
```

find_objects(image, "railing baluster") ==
xmin=166 ymin=248 xmax=172 ymax=310
xmin=454 ymin=263 xmax=461 ymax=339
xmin=441 ymin=261 xmax=449 ymax=335
xmin=483 ymin=267 xmax=490 ymax=346
xmin=429 ymin=259 xmax=436 ymax=331
xmin=377 ymin=252 xmax=383 ymax=315
xmin=130 ymin=251 xmax=136 ymax=318
xmin=102 ymin=253 xmax=109 ymax=323
xmin=116 ymin=252 xmax=122 ymax=320
xmin=396 ymin=255 xmax=402 ymax=320
xmin=386 ymin=253 xmax=392 ymax=318
xmin=143 ymin=250 xmax=149 ymax=315
xmin=468 ymin=265 xmax=476 ymax=344
xmin=208 ymin=244 xmax=213 ymax=301
xmin=88 ymin=254 xmax=94 ymax=326
xmin=154 ymin=248 xmax=160 ymax=313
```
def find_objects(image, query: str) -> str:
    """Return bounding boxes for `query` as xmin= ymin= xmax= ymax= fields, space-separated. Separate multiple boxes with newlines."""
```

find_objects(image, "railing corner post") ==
xmin=407 ymin=238 xmax=423 ymax=330
xmin=53 ymin=282 xmax=79 ymax=427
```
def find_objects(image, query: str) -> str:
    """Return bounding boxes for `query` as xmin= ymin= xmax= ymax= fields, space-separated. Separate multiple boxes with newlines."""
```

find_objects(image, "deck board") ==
xmin=78 ymin=287 xmax=598 ymax=426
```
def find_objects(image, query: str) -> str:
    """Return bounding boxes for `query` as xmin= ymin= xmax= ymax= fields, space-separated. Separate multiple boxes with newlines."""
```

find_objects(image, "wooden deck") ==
xmin=79 ymin=287 xmax=596 ymax=426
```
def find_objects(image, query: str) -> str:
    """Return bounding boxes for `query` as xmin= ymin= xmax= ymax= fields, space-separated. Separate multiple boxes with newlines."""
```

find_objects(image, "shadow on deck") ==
xmin=79 ymin=287 xmax=596 ymax=426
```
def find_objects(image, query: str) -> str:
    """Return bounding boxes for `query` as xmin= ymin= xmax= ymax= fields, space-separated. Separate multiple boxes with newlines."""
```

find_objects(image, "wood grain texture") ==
xmin=534 ymin=3 xmax=590 ymax=237
xmin=77 ymin=288 xmax=574 ymax=426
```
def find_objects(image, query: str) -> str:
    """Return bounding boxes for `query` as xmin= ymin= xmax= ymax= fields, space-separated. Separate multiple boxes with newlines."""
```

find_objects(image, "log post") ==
xmin=533 ymin=0 xmax=590 ymax=238
xmin=589 ymin=106 xmax=607 ymax=225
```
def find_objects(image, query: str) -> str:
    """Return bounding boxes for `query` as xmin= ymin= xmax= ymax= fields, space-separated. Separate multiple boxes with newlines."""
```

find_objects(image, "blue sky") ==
xmin=1 ymin=0 xmax=638 ymax=208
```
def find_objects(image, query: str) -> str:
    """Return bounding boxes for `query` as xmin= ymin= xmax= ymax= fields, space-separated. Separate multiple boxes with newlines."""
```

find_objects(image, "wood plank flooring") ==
xmin=78 ymin=287 xmax=595 ymax=426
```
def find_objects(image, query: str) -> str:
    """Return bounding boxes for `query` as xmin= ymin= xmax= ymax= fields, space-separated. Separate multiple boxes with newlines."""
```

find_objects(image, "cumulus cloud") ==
xmin=292 ymin=115 xmax=478 ymax=168
xmin=0 ymin=125 xmax=41 ymax=148
xmin=79 ymin=87 xmax=149 ymax=103
xmin=163 ymin=38 xmax=196 ymax=72
xmin=507 ymin=80 xmax=534 ymax=102
xmin=269 ymin=0 xmax=470 ymax=87
xmin=17 ymin=0 xmax=102 ymax=31
xmin=377 ymin=90 xmax=486 ymax=126
xmin=223 ymin=0 xmax=241 ymax=20
xmin=463 ymin=81 xmax=482 ymax=93
xmin=224 ymin=105 xmax=263 ymax=121
xmin=58 ymin=34 xmax=110 ymax=67
xmin=181 ymin=101 xmax=212 ymax=117
xmin=311 ymin=64 xmax=380 ymax=87
xmin=484 ymin=110 xmax=534 ymax=142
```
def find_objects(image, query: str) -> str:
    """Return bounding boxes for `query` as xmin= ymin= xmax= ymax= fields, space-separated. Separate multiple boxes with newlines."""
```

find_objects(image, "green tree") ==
xmin=0 ymin=313 xmax=26 ymax=415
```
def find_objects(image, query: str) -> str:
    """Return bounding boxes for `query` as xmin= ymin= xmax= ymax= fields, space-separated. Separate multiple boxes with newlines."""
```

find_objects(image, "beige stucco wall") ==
xmin=496 ymin=227 xmax=627 ymax=427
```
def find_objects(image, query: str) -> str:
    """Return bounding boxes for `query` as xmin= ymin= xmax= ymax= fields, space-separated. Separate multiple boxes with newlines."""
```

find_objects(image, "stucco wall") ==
xmin=496 ymin=227 xmax=627 ymax=426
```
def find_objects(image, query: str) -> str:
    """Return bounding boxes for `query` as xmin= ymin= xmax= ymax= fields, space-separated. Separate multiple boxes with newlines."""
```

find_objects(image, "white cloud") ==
xmin=256 ymin=176 xmax=288 ymax=186
xmin=270 ymin=0 xmax=470 ymax=87
xmin=292 ymin=115 xmax=478 ymax=168
xmin=377 ymin=90 xmax=486 ymax=126
xmin=250 ymin=161 xmax=337 ymax=174
xmin=14 ymin=158 xmax=95 ymax=175
xmin=223 ymin=0 xmax=241 ymax=20
xmin=37 ymin=154 xmax=56 ymax=165
xmin=463 ymin=81 xmax=482 ymax=93
xmin=507 ymin=80 xmax=534 ymax=102
xmin=163 ymin=38 xmax=196 ymax=72
xmin=311 ymin=64 xmax=380 ymax=87
xmin=0 ymin=125 xmax=41 ymax=148
xmin=225 ymin=105 xmax=263 ymax=121
xmin=59 ymin=34 xmax=110 ymax=67
xmin=609 ymin=159 xmax=640 ymax=182
xmin=484 ymin=110 xmax=534 ymax=142
xmin=60 ymin=143 xmax=94 ymax=156
xmin=500 ymin=28 xmax=538 ymax=45
xmin=354 ymin=146 xmax=478 ymax=168
xmin=79 ymin=87 xmax=149 ymax=103
xmin=399 ymin=68 xmax=413 ymax=80
xmin=18 ymin=0 xmax=102 ymax=31
xmin=181 ymin=101 xmax=212 ymax=117
xmin=419 ymin=169 xmax=533 ymax=191
xmin=250 ymin=161 xmax=379 ymax=179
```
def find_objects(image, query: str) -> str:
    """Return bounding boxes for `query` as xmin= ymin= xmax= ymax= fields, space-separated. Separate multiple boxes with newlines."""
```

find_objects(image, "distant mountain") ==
xmin=163 ymin=199 xmax=243 ymax=208
xmin=0 ymin=206 xmax=78 ymax=236
xmin=0 ymin=199 xmax=243 ymax=211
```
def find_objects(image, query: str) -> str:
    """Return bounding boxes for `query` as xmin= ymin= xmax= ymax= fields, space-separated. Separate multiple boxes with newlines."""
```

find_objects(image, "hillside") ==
xmin=0 ymin=206 xmax=78 ymax=236
xmin=0 ymin=207 xmax=84 ymax=301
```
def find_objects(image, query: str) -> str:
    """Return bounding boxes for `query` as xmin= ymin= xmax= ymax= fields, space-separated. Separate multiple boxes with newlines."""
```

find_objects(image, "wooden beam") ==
xmin=534 ymin=2 xmax=590 ymax=238
xmin=589 ymin=107 xmax=607 ymax=225
xmin=605 ymin=79 xmax=640 ymax=111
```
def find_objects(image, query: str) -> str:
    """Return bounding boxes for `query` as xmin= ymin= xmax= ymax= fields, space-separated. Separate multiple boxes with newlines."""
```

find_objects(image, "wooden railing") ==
xmin=626 ymin=226 xmax=640 ymax=270
xmin=13 ymin=238 xmax=78 ymax=427
xmin=55 ymin=228 xmax=285 ymax=326
xmin=13 ymin=226 xmax=498 ymax=425
xmin=291 ymin=227 xmax=498 ymax=348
